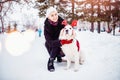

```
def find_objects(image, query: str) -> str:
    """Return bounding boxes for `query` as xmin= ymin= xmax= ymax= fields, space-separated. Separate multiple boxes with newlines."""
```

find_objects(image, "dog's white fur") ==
xmin=59 ymin=25 xmax=84 ymax=71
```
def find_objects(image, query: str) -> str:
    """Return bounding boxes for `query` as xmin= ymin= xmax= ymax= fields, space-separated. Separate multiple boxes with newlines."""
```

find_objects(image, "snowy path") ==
xmin=0 ymin=31 xmax=120 ymax=80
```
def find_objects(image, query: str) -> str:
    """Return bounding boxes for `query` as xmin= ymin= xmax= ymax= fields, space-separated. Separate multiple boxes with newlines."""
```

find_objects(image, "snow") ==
xmin=0 ymin=29 xmax=120 ymax=80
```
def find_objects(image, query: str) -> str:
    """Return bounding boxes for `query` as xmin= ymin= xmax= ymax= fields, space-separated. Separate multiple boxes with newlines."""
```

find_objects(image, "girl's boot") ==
xmin=47 ymin=58 xmax=55 ymax=72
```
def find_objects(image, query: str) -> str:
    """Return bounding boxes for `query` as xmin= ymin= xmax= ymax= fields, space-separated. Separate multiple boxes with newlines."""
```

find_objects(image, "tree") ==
xmin=36 ymin=0 xmax=120 ymax=34
xmin=76 ymin=0 xmax=120 ymax=33
xmin=102 ymin=0 xmax=112 ymax=33
xmin=36 ymin=0 xmax=78 ymax=23
xmin=76 ymin=0 xmax=99 ymax=32
xmin=0 ymin=0 xmax=33 ymax=33
xmin=36 ymin=0 xmax=63 ymax=17
xmin=111 ymin=0 xmax=120 ymax=35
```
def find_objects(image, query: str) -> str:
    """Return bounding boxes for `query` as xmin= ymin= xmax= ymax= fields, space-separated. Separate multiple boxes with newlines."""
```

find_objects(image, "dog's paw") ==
xmin=64 ymin=67 xmax=69 ymax=70
xmin=79 ymin=59 xmax=84 ymax=65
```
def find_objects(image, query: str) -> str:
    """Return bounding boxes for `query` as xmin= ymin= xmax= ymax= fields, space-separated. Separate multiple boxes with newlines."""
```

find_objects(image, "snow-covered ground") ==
xmin=0 ymin=29 xmax=120 ymax=80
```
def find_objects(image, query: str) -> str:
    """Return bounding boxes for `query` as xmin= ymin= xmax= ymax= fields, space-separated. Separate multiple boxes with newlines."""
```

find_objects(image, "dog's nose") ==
xmin=66 ymin=30 xmax=68 ymax=34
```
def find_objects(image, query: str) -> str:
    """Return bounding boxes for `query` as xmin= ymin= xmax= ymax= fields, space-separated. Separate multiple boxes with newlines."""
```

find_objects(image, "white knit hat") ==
xmin=46 ymin=7 xmax=58 ymax=18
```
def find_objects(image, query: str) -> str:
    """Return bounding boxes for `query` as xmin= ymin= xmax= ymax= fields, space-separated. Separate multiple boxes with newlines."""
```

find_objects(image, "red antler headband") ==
xmin=71 ymin=20 xmax=78 ymax=27
xmin=62 ymin=20 xmax=68 ymax=26
xmin=62 ymin=19 xmax=78 ymax=27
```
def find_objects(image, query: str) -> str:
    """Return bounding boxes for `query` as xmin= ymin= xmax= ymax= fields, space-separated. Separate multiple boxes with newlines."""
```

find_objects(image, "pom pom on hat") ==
xmin=46 ymin=7 xmax=58 ymax=18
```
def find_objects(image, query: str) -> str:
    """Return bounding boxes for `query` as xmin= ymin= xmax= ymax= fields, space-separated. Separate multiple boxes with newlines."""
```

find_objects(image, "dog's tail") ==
xmin=79 ymin=47 xmax=93 ymax=65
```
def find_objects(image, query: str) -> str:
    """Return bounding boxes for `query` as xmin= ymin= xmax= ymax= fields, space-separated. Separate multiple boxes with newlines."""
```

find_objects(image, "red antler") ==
xmin=62 ymin=20 xmax=68 ymax=26
xmin=71 ymin=20 xmax=78 ymax=27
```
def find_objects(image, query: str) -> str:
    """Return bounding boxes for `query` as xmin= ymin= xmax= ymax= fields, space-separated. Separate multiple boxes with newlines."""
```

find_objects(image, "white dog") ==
xmin=59 ymin=25 xmax=84 ymax=71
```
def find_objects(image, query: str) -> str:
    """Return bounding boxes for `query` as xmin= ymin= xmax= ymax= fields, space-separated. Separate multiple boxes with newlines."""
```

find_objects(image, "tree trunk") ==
xmin=0 ymin=16 xmax=4 ymax=33
xmin=107 ymin=22 xmax=111 ymax=33
xmin=97 ymin=21 xmax=100 ymax=33
xmin=90 ymin=22 xmax=94 ymax=32
xmin=112 ymin=24 xmax=116 ymax=35
xmin=97 ymin=0 xmax=101 ymax=33
xmin=72 ymin=0 xmax=74 ymax=20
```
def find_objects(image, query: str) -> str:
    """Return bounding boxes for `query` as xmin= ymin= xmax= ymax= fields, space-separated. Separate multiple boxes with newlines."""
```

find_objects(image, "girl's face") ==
xmin=48 ymin=11 xmax=58 ymax=22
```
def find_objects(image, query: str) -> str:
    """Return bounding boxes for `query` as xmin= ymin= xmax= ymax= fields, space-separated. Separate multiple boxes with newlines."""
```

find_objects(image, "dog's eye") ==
xmin=69 ymin=28 xmax=71 ymax=29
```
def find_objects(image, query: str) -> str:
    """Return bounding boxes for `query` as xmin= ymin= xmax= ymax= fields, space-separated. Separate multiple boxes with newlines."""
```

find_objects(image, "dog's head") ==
xmin=59 ymin=25 xmax=76 ymax=40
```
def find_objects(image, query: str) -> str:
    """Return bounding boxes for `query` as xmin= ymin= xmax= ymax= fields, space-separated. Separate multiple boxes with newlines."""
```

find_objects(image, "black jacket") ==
xmin=44 ymin=16 xmax=64 ymax=48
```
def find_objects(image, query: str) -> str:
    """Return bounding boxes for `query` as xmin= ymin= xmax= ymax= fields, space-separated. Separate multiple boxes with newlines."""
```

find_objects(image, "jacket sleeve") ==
xmin=44 ymin=25 xmax=61 ymax=47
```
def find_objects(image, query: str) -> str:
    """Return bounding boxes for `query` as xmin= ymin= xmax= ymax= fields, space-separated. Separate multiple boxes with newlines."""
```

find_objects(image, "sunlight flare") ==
xmin=22 ymin=29 xmax=36 ymax=43
xmin=5 ymin=31 xmax=31 ymax=56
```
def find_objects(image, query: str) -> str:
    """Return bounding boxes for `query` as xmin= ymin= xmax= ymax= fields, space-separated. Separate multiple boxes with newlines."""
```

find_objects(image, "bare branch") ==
xmin=0 ymin=0 xmax=19 ymax=3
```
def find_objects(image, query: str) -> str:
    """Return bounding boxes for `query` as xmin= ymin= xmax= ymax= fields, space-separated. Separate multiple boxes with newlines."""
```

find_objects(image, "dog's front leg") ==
xmin=74 ymin=54 xmax=79 ymax=72
xmin=64 ymin=59 xmax=71 ymax=70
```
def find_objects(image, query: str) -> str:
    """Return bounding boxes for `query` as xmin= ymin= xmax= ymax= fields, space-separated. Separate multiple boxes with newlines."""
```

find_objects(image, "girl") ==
xmin=44 ymin=7 xmax=65 ymax=72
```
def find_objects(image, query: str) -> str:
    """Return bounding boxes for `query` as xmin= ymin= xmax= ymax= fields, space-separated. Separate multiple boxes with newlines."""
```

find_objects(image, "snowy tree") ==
xmin=0 ymin=0 xmax=39 ymax=33
xmin=36 ymin=0 xmax=79 ymax=23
